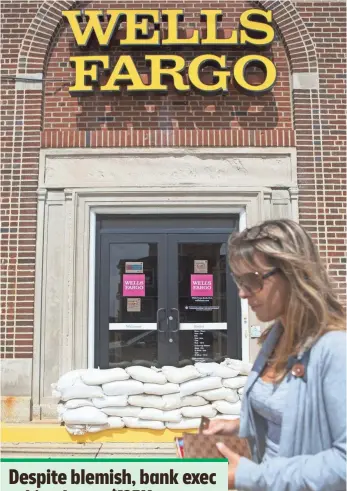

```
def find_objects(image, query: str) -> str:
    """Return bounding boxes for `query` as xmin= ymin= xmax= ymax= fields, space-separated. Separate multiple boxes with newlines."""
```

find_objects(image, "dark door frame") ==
xmin=95 ymin=216 xmax=241 ymax=368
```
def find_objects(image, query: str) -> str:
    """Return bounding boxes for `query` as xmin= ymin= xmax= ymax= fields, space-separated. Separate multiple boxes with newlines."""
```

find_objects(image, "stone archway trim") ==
xmin=16 ymin=0 xmax=317 ymax=76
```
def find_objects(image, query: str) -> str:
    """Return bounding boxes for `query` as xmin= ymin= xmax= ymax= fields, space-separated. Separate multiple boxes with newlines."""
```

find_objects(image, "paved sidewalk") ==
xmin=1 ymin=442 xmax=176 ymax=458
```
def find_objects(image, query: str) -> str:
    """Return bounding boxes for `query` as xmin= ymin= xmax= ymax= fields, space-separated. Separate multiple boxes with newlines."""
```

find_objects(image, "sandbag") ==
xmin=162 ymin=394 xmax=208 ymax=410
xmin=128 ymin=395 xmax=165 ymax=410
xmin=86 ymin=424 xmax=110 ymax=433
xmin=180 ymin=376 xmax=222 ymax=397
xmin=107 ymin=417 xmax=125 ymax=429
xmin=165 ymin=418 xmax=201 ymax=429
xmin=143 ymin=383 xmax=179 ymax=395
xmin=60 ymin=384 xmax=103 ymax=401
xmin=81 ymin=368 xmax=129 ymax=385
xmin=102 ymin=380 xmax=144 ymax=396
xmin=238 ymin=387 xmax=244 ymax=395
xmin=65 ymin=399 xmax=94 ymax=409
xmin=223 ymin=359 xmax=253 ymax=375
xmin=223 ymin=376 xmax=248 ymax=390
xmin=57 ymin=403 xmax=66 ymax=420
xmin=213 ymin=415 xmax=240 ymax=420
xmin=195 ymin=362 xmax=239 ymax=379
xmin=101 ymin=406 xmax=141 ymax=417
xmin=122 ymin=417 xmax=165 ymax=430
xmin=125 ymin=366 xmax=166 ymax=384
xmin=65 ymin=424 xmax=86 ymax=435
xmin=212 ymin=400 xmax=242 ymax=415
xmin=92 ymin=395 xmax=128 ymax=408
xmin=138 ymin=408 xmax=182 ymax=422
xmin=52 ymin=369 xmax=88 ymax=392
xmin=63 ymin=407 xmax=108 ymax=425
xmin=197 ymin=388 xmax=239 ymax=403
xmin=181 ymin=405 xmax=217 ymax=418
xmin=161 ymin=365 xmax=201 ymax=384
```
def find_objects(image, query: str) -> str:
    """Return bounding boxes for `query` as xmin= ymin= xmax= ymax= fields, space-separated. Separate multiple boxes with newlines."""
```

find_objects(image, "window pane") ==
xmin=109 ymin=243 xmax=158 ymax=365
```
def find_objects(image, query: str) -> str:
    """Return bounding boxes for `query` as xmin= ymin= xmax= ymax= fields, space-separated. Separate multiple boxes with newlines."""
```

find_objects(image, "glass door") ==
xmin=96 ymin=233 xmax=168 ymax=368
xmin=167 ymin=234 xmax=241 ymax=363
xmin=95 ymin=217 xmax=241 ymax=368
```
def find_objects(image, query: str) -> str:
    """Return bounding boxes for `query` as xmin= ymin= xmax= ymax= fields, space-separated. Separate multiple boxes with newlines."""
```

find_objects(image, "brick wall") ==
xmin=1 ymin=0 xmax=346 ymax=359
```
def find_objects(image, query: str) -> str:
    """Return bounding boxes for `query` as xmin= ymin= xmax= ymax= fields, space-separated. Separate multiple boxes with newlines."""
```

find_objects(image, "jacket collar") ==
xmin=245 ymin=321 xmax=284 ymax=396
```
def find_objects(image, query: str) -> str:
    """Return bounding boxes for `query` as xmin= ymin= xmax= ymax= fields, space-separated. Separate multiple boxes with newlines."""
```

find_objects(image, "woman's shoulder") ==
xmin=311 ymin=330 xmax=346 ymax=361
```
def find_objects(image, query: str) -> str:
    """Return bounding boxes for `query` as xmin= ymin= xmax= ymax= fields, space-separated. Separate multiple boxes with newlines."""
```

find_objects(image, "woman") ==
xmin=204 ymin=219 xmax=346 ymax=491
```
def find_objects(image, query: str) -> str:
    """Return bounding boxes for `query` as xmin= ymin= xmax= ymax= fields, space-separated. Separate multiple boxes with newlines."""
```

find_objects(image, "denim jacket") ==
xmin=235 ymin=324 xmax=346 ymax=491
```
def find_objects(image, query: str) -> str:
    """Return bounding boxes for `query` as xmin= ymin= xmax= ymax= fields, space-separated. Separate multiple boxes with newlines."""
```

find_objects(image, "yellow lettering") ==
xmin=62 ymin=10 xmax=124 ymax=47
xmin=200 ymin=10 xmax=238 ymax=45
xmin=101 ymin=55 xmax=147 ymax=92
xmin=239 ymin=9 xmax=274 ymax=46
xmin=189 ymin=54 xmax=229 ymax=93
xmin=120 ymin=10 xmax=160 ymax=45
xmin=162 ymin=10 xmax=199 ymax=45
xmin=233 ymin=55 xmax=276 ymax=93
xmin=145 ymin=55 xmax=189 ymax=92
xmin=69 ymin=55 xmax=109 ymax=93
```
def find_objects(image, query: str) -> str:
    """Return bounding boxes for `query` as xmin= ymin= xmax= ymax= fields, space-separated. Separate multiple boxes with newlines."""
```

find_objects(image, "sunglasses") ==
xmin=232 ymin=267 xmax=279 ymax=294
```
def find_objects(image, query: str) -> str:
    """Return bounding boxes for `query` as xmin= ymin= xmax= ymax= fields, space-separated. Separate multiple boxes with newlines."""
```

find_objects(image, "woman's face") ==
xmin=232 ymin=252 xmax=289 ymax=323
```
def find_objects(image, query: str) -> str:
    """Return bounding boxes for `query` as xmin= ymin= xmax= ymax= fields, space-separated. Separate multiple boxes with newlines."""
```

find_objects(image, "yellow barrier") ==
xmin=0 ymin=424 xmax=197 ymax=443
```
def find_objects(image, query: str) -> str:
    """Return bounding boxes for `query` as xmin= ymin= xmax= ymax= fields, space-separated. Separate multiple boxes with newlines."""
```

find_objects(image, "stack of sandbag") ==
xmin=52 ymin=358 xmax=252 ymax=435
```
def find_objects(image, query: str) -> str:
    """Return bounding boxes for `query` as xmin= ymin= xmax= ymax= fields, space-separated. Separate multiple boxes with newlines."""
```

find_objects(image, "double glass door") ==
xmin=95 ymin=216 xmax=241 ymax=368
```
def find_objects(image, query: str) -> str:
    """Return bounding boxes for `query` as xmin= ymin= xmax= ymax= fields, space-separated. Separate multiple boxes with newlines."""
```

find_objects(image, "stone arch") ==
xmin=256 ymin=0 xmax=318 ymax=72
xmin=16 ymin=0 xmax=76 ymax=74
xmin=17 ymin=0 xmax=317 ymax=75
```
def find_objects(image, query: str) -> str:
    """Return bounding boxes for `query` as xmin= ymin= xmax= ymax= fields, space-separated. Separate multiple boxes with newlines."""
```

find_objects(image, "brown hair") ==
xmin=228 ymin=219 xmax=345 ymax=374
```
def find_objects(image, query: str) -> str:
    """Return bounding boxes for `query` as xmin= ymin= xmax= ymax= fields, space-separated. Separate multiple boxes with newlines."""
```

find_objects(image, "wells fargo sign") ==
xmin=62 ymin=9 xmax=276 ymax=95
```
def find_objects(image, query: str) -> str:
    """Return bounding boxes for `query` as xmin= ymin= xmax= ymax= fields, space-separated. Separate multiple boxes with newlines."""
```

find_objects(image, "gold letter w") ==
xmin=62 ymin=9 xmax=123 ymax=47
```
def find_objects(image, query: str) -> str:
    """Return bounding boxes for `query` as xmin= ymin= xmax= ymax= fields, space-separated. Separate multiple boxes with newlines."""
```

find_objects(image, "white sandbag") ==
xmin=107 ymin=417 xmax=125 ymax=429
xmin=213 ymin=415 xmax=240 ymax=420
xmin=161 ymin=365 xmax=201 ymax=384
xmin=212 ymin=400 xmax=242 ymax=415
xmin=57 ymin=403 xmax=66 ymax=421
xmin=182 ymin=395 xmax=209 ymax=407
xmin=81 ymin=368 xmax=129 ymax=385
xmin=223 ymin=359 xmax=253 ymax=375
xmin=65 ymin=424 xmax=86 ymax=435
xmin=126 ymin=366 xmax=166 ymax=384
xmin=60 ymin=384 xmax=103 ymax=401
xmin=65 ymin=399 xmax=94 ymax=409
xmin=92 ymin=395 xmax=128 ymax=408
xmin=166 ymin=418 xmax=201 ymax=429
xmin=181 ymin=405 xmax=217 ymax=418
xmin=195 ymin=362 xmax=239 ymax=379
xmin=101 ymin=406 xmax=141 ymax=417
xmin=52 ymin=369 xmax=88 ymax=391
xmin=86 ymin=424 xmax=110 ymax=433
xmin=197 ymin=387 xmax=239 ymax=402
xmin=139 ymin=408 xmax=182 ymax=422
xmin=180 ymin=376 xmax=222 ymax=397
xmin=122 ymin=417 xmax=165 ymax=430
xmin=162 ymin=394 xmax=208 ymax=410
xmin=128 ymin=395 xmax=165 ymax=409
xmin=63 ymin=407 xmax=108 ymax=425
xmin=238 ymin=387 xmax=244 ymax=395
xmin=161 ymin=394 xmax=182 ymax=410
xmin=143 ymin=383 xmax=179 ymax=395
xmin=223 ymin=376 xmax=248 ymax=390
xmin=102 ymin=380 xmax=144 ymax=396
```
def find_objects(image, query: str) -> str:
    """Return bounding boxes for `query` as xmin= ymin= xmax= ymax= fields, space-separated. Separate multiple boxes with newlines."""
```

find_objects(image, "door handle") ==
xmin=157 ymin=308 xmax=166 ymax=332
xmin=169 ymin=308 xmax=180 ymax=332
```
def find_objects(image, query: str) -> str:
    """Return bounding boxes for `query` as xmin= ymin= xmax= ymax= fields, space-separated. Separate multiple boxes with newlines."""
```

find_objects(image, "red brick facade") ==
xmin=1 ymin=0 xmax=346 ymax=359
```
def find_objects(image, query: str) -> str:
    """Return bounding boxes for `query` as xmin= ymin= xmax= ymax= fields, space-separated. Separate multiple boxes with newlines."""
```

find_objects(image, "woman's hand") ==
xmin=202 ymin=418 xmax=240 ymax=436
xmin=216 ymin=442 xmax=241 ymax=490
